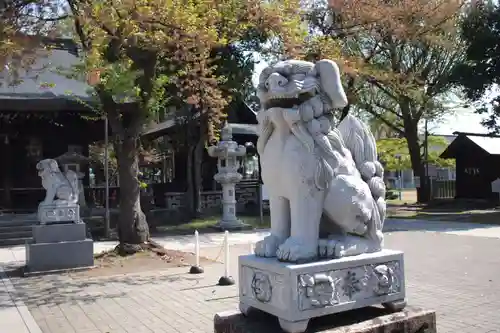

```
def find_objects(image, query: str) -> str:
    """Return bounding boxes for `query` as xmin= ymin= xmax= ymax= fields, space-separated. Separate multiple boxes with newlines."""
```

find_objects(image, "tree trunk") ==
xmin=403 ymin=117 xmax=429 ymax=203
xmin=116 ymin=135 xmax=150 ymax=249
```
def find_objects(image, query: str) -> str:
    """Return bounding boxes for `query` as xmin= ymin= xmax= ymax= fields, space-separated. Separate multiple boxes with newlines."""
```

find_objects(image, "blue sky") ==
xmin=252 ymin=58 xmax=495 ymax=136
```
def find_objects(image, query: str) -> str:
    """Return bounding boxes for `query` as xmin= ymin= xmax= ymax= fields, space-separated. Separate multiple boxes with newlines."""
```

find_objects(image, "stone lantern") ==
xmin=55 ymin=151 xmax=90 ymax=209
xmin=207 ymin=124 xmax=247 ymax=230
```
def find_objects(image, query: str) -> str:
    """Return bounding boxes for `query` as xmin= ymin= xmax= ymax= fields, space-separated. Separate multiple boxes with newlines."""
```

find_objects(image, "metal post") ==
xmin=395 ymin=154 xmax=402 ymax=200
xmin=424 ymin=119 xmax=429 ymax=201
xmin=259 ymin=182 xmax=264 ymax=226
xmin=104 ymin=115 xmax=110 ymax=238
xmin=398 ymin=171 xmax=402 ymax=200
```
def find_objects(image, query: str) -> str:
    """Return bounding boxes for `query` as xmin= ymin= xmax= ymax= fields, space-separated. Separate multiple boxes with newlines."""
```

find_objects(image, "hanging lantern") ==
xmin=86 ymin=68 xmax=101 ymax=86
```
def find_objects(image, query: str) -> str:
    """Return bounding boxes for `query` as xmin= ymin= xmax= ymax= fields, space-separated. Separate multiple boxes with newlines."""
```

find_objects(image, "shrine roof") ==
xmin=0 ymin=38 xmax=95 ymax=111
xmin=466 ymin=135 xmax=500 ymax=155
xmin=440 ymin=132 xmax=500 ymax=158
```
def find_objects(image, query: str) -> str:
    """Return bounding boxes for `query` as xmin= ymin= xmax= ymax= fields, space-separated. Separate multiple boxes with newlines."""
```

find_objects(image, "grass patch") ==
xmin=153 ymin=215 xmax=271 ymax=235
xmin=387 ymin=189 xmax=418 ymax=206
xmin=153 ymin=193 xmax=500 ymax=236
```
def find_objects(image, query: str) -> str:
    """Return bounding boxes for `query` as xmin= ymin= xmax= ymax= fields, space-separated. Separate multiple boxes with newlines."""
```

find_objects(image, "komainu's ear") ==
xmin=314 ymin=59 xmax=348 ymax=109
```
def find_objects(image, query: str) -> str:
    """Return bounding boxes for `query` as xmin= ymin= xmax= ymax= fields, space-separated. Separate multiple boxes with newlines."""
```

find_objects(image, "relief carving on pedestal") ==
xmin=369 ymin=262 xmax=402 ymax=296
xmin=297 ymin=261 xmax=402 ymax=311
xmin=298 ymin=273 xmax=342 ymax=310
xmin=251 ymin=271 xmax=272 ymax=303
xmin=342 ymin=269 xmax=370 ymax=299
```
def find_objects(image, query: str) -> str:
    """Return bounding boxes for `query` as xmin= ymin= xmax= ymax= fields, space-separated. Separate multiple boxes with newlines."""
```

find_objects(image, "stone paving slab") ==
xmin=0 ymin=266 xmax=42 ymax=333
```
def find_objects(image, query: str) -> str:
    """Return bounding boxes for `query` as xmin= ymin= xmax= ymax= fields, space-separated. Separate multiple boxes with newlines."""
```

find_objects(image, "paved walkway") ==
xmin=1 ymin=218 xmax=500 ymax=333
xmin=2 ymin=219 xmax=500 ymax=265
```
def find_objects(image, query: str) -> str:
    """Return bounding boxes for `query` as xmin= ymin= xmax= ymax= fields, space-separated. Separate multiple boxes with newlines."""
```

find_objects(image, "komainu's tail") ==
xmin=337 ymin=115 xmax=386 ymax=243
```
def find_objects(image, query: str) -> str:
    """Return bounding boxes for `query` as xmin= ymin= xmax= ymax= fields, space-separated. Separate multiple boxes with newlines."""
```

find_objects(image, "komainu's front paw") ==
xmin=255 ymin=235 xmax=282 ymax=258
xmin=276 ymin=237 xmax=317 ymax=263
xmin=320 ymin=234 xmax=378 ymax=258
xmin=318 ymin=239 xmax=345 ymax=259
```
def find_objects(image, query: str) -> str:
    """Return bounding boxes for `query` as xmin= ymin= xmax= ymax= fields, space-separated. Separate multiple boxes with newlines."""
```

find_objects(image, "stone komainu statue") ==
xmin=36 ymin=159 xmax=79 ymax=205
xmin=255 ymin=59 xmax=386 ymax=263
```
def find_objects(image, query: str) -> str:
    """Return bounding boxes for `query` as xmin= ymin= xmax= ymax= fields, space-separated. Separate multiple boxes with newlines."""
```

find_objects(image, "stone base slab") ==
xmin=32 ymin=222 xmax=87 ymax=243
xmin=216 ymin=219 xmax=253 ymax=231
xmin=25 ymin=239 xmax=94 ymax=273
xmin=214 ymin=306 xmax=436 ymax=333
xmin=239 ymin=250 xmax=406 ymax=333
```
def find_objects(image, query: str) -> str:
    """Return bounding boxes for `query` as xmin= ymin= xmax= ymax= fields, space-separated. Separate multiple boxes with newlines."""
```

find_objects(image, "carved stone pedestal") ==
xmin=25 ymin=222 xmax=94 ymax=274
xmin=38 ymin=203 xmax=80 ymax=224
xmin=239 ymin=250 xmax=406 ymax=333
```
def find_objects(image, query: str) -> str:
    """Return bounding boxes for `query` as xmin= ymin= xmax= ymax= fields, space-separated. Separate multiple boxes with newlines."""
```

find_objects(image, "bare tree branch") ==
xmin=363 ymin=104 xmax=404 ymax=135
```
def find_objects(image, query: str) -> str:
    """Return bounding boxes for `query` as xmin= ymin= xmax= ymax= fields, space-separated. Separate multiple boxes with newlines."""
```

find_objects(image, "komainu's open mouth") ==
xmin=264 ymin=92 xmax=315 ymax=110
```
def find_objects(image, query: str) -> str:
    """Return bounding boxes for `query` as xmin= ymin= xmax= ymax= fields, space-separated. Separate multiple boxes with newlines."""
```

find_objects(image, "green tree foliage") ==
xmin=452 ymin=2 xmax=500 ymax=133
xmin=306 ymin=0 xmax=465 ymax=202
xmin=1 ymin=0 xmax=311 ymax=250
xmin=71 ymin=0 xmax=308 ymax=248
xmin=377 ymin=136 xmax=455 ymax=172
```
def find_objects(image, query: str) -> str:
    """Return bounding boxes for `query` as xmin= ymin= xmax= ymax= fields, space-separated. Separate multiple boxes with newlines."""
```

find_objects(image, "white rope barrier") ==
xmin=218 ymin=230 xmax=235 ymax=286
xmin=189 ymin=230 xmax=204 ymax=274
xmin=187 ymin=229 xmax=256 ymax=284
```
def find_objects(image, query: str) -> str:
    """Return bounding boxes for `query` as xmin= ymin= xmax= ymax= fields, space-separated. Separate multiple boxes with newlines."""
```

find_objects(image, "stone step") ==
xmin=0 ymin=237 xmax=32 ymax=246
xmin=0 ymin=225 xmax=33 ymax=232
xmin=0 ymin=219 xmax=38 ymax=228
xmin=0 ymin=230 xmax=33 ymax=240
xmin=0 ymin=219 xmax=36 ymax=246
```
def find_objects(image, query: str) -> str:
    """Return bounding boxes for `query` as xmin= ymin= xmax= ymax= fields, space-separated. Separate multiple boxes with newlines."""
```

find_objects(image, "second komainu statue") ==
xmin=255 ymin=59 xmax=386 ymax=263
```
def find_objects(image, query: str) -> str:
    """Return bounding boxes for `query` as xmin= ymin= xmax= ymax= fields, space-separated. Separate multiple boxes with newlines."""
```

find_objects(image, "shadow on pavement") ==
xmin=0 ymin=265 xmax=213 ymax=309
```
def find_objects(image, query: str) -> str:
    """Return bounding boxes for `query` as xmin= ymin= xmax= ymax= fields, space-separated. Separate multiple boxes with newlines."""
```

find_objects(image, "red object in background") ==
xmin=328 ymin=0 xmax=341 ymax=8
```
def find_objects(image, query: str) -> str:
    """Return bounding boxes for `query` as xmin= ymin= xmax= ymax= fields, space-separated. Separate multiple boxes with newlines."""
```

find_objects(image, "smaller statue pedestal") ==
xmin=215 ymin=219 xmax=252 ymax=231
xmin=38 ymin=203 xmax=80 ymax=224
xmin=239 ymin=250 xmax=406 ymax=333
xmin=25 ymin=221 xmax=94 ymax=275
